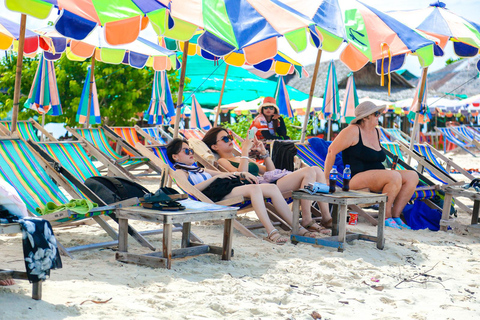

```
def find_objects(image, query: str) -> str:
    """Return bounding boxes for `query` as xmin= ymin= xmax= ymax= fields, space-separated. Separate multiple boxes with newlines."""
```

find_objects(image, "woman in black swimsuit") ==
xmin=324 ymin=101 xmax=418 ymax=229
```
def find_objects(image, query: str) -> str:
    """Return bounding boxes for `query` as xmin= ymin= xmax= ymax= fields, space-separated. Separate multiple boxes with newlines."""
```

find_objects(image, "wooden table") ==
xmin=291 ymin=190 xmax=387 ymax=252
xmin=115 ymin=199 xmax=238 ymax=269
xmin=441 ymin=186 xmax=480 ymax=232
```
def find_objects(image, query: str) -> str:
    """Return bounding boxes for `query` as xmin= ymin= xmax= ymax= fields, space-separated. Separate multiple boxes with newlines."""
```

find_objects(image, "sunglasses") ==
xmin=216 ymin=134 xmax=234 ymax=143
xmin=263 ymin=106 xmax=275 ymax=110
xmin=181 ymin=148 xmax=194 ymax=155
xmin=373 ymin=111 xmax=382 ymax=117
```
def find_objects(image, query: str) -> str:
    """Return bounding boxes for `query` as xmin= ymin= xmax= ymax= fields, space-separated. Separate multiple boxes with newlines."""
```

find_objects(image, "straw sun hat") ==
xmin=350 ymin=101 xmax=385 ymax=124
xmin=258 ymin=96 xmax=279 ymax=114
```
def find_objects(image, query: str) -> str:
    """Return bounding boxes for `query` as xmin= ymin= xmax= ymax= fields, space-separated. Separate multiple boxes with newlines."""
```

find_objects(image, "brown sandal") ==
xmin=321 ymin=218 xmax=333 ymax=229
xmin=263 ymin=229 xmax=289 ymax=245
xmin=302 ymin=220 xmax=330 ymax=234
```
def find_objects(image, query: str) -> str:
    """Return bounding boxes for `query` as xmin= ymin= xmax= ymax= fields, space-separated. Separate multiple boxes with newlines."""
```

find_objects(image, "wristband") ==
xmin=240 ymin=156 xmax=250 ymax=160
xmin=259 ymin=150 xmax=270 ymax=159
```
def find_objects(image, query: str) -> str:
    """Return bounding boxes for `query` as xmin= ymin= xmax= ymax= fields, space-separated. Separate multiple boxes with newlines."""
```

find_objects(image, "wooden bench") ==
xmin=291 ymin=190 xmax=387 ymax=252
xmin=115 ymin=200 xmax=238 ymax=269
xmin=0 ymin=223 xmax=42 ymax=300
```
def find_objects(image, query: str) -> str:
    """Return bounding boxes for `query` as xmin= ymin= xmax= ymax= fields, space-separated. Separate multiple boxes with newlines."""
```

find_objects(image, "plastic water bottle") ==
xmin=329 ymin=166 xmax=338 ymax=193
xmin=342 ymin=165 xmax=351 ymax=192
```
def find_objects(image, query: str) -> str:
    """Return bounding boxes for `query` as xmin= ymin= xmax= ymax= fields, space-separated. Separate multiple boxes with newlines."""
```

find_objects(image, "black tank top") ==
xmin=342 ymin=126 xmax=386 ymax=177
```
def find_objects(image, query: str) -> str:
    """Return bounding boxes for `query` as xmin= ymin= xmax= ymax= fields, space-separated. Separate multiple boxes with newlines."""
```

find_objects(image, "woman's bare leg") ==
xmin=276 ymin=167 xmax=316 ymax=223
xmin=350 ymin=170 xmax=402 ymax=219
xmin=311 ymin=166 xmax=332 ymax=222
xmin=223 ymin=185 xmax=277 ymax=234
xmin=391 ymin=170 xmax=419 ymax=218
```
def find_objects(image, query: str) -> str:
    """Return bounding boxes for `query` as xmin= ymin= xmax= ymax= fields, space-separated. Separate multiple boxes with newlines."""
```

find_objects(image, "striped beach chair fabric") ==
xmin=112 ymin=127 xmax=146 ymax=156
xmin=436 ymin=127 xmax=478 ymax=156
xmin=378 ymin=127 xmax=392 ymax=143
xmin=74 ymin=128 xmax=146 ymax=166
xmin=0 ymin=139 xmax=113 ymax=223
xmin=385 ymin=128 xmax=410 ymax=144
xmin=1 ymin=121 xmax=40 ymax=141
xmin=141 ymin=127 xmax=167 ymax=145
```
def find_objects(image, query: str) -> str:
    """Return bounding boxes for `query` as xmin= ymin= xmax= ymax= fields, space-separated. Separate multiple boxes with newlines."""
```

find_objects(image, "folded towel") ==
xmin=36 ymin=199 xmax=98 ymax=215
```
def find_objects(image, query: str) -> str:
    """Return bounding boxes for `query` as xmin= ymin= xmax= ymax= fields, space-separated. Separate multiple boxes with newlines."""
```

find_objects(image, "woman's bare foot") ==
xmin=0 ymin=279 xmax=15 ymax=286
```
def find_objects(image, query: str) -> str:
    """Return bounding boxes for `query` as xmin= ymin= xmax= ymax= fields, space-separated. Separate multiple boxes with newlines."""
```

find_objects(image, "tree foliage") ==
xmin=0 ymin=53 xmax=186 ymax=126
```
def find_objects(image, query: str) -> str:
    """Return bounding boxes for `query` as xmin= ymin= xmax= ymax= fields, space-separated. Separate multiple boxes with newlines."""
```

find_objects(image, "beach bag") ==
xmin=85 ymin=176 xmax=149 ymax=204
xmin=259 ymin=169 xmax=291 ymax=184
xmin=402 ymin=200 xmax=443 ymax=231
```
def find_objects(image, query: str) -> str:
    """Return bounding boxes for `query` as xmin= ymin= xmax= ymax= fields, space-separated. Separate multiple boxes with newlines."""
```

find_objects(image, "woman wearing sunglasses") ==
xmin=166 ymin=138 xmax=320 ymax=245
xmin=249 ymin=97 xmax=290 ymax=141
xmin=324 ymin=101 xmax=418 ymax=229
xmin=203 ymin=127 xmax=333 ymax=234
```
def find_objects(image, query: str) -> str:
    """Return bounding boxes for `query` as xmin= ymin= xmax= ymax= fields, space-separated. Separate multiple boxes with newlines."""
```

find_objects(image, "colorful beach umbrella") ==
xmin=24 ymin=55 xmax=62 ymax=116
xmin=389 ymin=1 xmax=480 ymax=62
xmin=35 ymin=26 xmax=176 ymax=71
xmin=144 ymin=71 xmax=175 ymax=125
xmin=275 ymin=76 xmax=294 ymax=118
xmin=340 ymin=1 xmax=436 ymax=94
xmin=322 ymin=60 xmax=340 ymax=120
xmin=76 ymin=66 xmax=100 ymax=125
xmin=5 ymin=0 xmax=170 ymax=46
xmin=322 ymin=60 xmax=340 ymax=141
xmin=0 ymin=15 xmax=40 ymax=54
xmin=167 ymin=0 xmax=313 ymax=64
xmin=340 ymin=73 xmax=358 ymax=124
xmin=189 ymin=95 xmax=212 ymax=131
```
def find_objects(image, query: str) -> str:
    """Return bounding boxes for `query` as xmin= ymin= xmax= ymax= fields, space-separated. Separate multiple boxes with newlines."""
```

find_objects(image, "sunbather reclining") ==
xmin=324 ymin=101 xmax=418 ymax=229
xmin=167 ymin=138 xmax=320 ymax=245
xmin=202 ymin=127 xmax=333 ymax=233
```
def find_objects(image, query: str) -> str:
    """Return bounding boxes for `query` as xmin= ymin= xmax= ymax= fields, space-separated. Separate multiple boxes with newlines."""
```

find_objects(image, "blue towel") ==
xmin=308 ymin=137 xmax=345 ymax=173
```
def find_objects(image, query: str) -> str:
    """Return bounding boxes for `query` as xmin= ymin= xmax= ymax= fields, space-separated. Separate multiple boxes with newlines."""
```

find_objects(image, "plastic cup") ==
xmin=348 ymin=212 xmax=358 ymax=225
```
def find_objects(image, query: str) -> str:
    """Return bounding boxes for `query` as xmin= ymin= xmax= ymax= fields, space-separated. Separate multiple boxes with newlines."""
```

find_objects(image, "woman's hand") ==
xmin=241 ymin=138 xmax=253 ymax=156
xmin=272 ymin=114 xmax=281 ymax=120
xmin=253 ymin=136 xmax=267 ymax=154
xmin=242 ymin=172 xmax=259 ymax=184
xmin=217 ymin=172 xmax=237 ymax=180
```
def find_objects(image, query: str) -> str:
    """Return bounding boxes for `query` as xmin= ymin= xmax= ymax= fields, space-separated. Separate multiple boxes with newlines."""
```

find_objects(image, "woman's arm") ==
xmin=276 ymin=116 xmax=289 ymax=139
xmin=188 ymin=169 xmax=237 ymax=191
xmin=324 ymin=125 xmax=359 ymax=181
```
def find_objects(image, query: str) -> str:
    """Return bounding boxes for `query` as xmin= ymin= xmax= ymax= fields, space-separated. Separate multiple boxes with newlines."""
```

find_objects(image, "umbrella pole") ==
xmin=41 ymin=113 xmax=46 ymax=141
xmin=408 ymin=67 xmax=428 ymax=164
xmin=326 ymin=118 xmax=332 ymax=141
xmin=300 ymin=49 xmax=322 ymax=143
xmin=11 ymin=14 xmax=27 ymax=134
xmin=173 ymin=41 xmax=189 ymax=139
xmin=214 ymin=64 xmax=229 ymax=127
xmin=84 ymin=53 xmax=96 ymax=128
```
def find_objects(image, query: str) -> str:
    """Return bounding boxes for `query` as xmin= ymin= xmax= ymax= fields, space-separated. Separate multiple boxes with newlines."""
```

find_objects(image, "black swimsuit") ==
xmin=342 ymin=127 xmax=386 ymax=177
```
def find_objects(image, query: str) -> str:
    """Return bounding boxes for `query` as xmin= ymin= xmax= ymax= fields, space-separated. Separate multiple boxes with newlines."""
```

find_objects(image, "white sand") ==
xmin=1 ymin=153 xmax=480 ymax=319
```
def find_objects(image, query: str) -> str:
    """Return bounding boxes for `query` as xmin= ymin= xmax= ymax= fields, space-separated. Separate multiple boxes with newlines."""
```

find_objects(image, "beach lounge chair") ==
xmin=134 ymin=143 xmax=291 ymax=238
xmin=1 ymin=223 xmax=42 ymax=300
xmin=378 ymin=127 xmax=393 ymax=143
xmin=384 ymin=128 xmax=411 ymax=144
xmin=0 ymin=119 xmax=56 ymax=141
xmin=134 ymin=125 xmax=170 ymax=145
xmin=450 ymin=125 xmax=480 ymax=150
xmin=435 ymin=126 xmax=479 ymax=156
xmin=66 ymin=126 xmax=161 ymax=179
xmin=0 ymin=137 xmax=157 ymax=257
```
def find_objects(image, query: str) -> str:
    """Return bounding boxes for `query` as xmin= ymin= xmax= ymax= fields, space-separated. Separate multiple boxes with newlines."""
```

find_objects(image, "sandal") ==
xmin=302 ymin=220 xmax=328 ymax=233
xmin=321 ymin=218 xmax=333 ymax=229
xmin=385 ymin=218 xmax=402 ymax=229
xmin=263 ymin=229 xmax=289 ymax=245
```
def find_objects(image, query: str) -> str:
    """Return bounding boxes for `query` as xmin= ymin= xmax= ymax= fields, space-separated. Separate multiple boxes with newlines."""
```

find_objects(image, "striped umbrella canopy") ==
xmin=76 ymin=66 xmax=100 ymax=125
xmin=322 ymin=60 xmax=340 ymax=120
xmin=408 ymin=71 xmax=430 ymax=125
xmin=35 ymin=26 xmax=176 ymax=71
xmin=0 ymin=15 xmax=40 ymax=54
xmin=165 ymin=33 xmax=309 ymax=77
xmin=340 ymin=73 xmax=358 ymax=124
xmin=340 ymin=1 xmax=436 ymax=93
xmin=275 ymin=0 xmax=346 ymax=53
xmin=166 ymin=0 xmax=313 ymax=64
xmin=144 ymin=71 xmax=175 ymax=125
xmin=5 ymin=0 xmax=170 ymax=46
xmin=274 ymin=76 xmax=294 ymax=118
xmin=189 ymin=94 xmax=212 ymax=131
xmin=24 ymin=55 xmax=62 ymax=116
xmin=389 ymin=1 xmax=480 ymax=62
